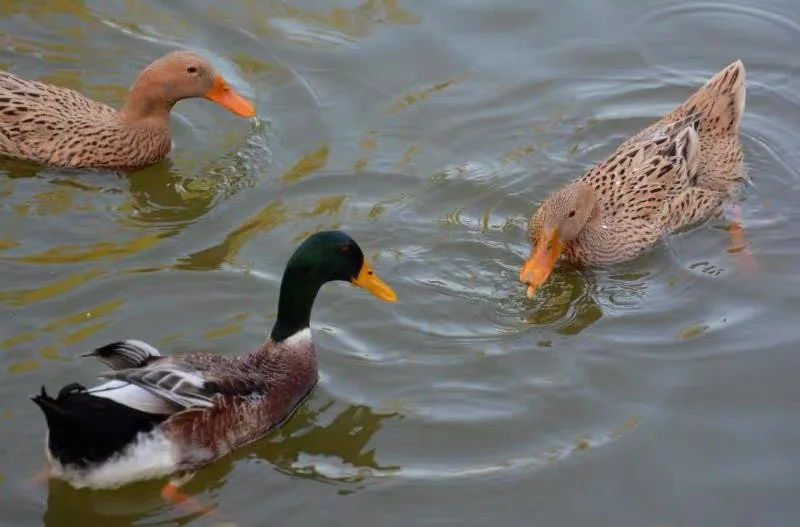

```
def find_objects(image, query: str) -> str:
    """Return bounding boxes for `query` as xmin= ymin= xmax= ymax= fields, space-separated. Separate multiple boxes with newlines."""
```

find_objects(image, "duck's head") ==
xmin=123 ymin=50 xmax=256 ymax=120
xmin=520 ymin=182 xmax=596 ymax=298
xmin=271 ymin=231 xmax=396 ymax=342
xmin=287 ymin=231 xmax=397 ymax=302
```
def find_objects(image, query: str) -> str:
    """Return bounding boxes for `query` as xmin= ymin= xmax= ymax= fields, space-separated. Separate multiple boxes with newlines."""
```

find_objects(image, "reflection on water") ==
xmin=259 ymin=401 xmax=402 ymax=481
xmin=521 ymin=267 xmax=602 ymax=335
xmin=41 ymin=401 xmax=399 ymax=527
xmin=238 ymin=0 xmax=421 ymax=49
xmin=3 ymin=0 xmax=800 ymax=525
xmin=176 ymin=199 xmax=286 ymax=271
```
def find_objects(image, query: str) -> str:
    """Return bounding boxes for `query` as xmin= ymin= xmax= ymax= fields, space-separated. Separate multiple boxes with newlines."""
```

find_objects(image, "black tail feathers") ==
xmin=31 ymin=382 xmax=166 ymax=468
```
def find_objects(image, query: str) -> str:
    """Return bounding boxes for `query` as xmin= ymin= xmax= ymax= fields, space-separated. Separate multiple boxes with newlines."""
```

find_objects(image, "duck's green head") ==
xmin=271 ymin=231 xmax=396 ymax=342
xmin=286 ymin=230 xmax=396 ymax=302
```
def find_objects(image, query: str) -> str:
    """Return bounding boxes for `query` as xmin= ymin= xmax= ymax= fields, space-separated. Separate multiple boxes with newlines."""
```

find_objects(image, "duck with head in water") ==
xmin=520 ymin=60 xmax=751 ymax=297
xmin=31 ymin=231 xmax=396 ymax=508
xmin=0 ymin=50 xmax=255 ymax=170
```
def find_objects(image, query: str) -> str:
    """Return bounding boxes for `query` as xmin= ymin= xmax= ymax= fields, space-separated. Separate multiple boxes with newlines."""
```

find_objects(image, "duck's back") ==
xmin=622 ymin=60 xmax=745 ymax=193
xmin=579 ymin=117 xmax=700 ymax=227
xmin=579 ymin=60 xmax=745 ymax=227
xmin=0 ymin=71 xmax=170 ymax=170
xmin=0 ymin=71 xmax=118 ymax=118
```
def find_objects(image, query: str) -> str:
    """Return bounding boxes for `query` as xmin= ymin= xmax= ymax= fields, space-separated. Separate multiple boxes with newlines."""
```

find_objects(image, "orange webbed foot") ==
xmin=21 ymin=465 xmax=50 ymax=490
xmin=161 ymin=474 xmax=214 ymax=517
xmin=726 ymin=204 xmax=758 ymax=277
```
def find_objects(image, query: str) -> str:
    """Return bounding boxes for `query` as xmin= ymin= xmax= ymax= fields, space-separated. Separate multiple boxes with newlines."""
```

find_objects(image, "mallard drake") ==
xmin=32 ymin=231 xmax=396 ymax=501
xmin=0 ymin=50 xmax=255 ymax=171
xmin=520 ymin=60 xmax=748 ymax=296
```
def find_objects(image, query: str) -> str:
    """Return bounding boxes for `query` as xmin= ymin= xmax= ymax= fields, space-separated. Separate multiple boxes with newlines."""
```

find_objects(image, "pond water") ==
xmin=1 ymin=0 xmax=799 ymax=526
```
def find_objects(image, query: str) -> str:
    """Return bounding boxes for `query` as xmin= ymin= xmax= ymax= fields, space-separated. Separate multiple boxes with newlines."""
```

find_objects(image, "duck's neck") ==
xmin=269 ymin=268 xmax=323 ymax=343
xmin=118 ymin=80 xmax=173 ymax=125
xmin=572 ymin=201 xmax=613 ymax=261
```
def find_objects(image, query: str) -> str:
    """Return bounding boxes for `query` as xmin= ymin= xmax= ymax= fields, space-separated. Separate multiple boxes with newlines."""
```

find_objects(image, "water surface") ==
xmin=1 ymin=0 xmax=800 ymax=526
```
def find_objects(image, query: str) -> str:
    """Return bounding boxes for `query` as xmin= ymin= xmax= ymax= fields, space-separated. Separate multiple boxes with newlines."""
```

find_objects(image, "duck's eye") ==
xmin=568 ymin=210 xmax=576 ymax=218
xmin=187 ymin=66 xmax=198 ymax=74
xmin=336 ymin=245 xmax=350 ymax=255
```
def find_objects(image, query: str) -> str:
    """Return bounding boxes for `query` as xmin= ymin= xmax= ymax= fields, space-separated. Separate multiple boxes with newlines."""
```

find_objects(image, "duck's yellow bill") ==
xmin=204 ymin=74 xmax=256 ymax=118
xmin=519 ymin=228 xmax=562 ymax=298
xmin=351 ymin=260 xmax=397 ymax=303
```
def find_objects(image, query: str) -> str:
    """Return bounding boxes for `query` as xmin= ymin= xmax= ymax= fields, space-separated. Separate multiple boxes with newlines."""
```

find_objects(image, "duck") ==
xmin=0 ymin=50 xmax=255 ymax=171
xmin=31 ymin=231 xmax=397 ymax=504
xmin=520 ymin=60 xmax=748 ymax=297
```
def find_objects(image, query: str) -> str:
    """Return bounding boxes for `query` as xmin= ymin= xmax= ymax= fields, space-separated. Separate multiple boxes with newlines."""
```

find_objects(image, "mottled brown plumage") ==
xmin=0 ymin=50 xmax=255 ymax=171
xmin=520 ymin=60 xmax=747 ymax=296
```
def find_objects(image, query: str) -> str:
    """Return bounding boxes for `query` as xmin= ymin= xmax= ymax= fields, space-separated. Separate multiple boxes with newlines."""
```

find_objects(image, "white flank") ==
xmin=48 ymin=429 xmax=181 ymax=489
xmin=89 ymin=380 xmax=175 ymax=414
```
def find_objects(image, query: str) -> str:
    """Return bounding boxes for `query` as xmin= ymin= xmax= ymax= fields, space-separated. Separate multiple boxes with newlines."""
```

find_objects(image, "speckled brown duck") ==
xmin=520 ymin=60 xmax=748 ymax=297
xmin=31 ymin=231 xmax=396 ymax=506
xmin=0 ymin=50 xmax=255 ymax=171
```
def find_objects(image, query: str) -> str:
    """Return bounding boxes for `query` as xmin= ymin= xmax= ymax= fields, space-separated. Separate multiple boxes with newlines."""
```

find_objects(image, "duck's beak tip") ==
xmin=519 ymin=229 xmax=562 ymax=298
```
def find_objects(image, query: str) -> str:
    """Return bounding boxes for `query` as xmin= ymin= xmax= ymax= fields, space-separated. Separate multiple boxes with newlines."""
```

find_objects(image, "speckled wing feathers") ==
xmin=574 ymin=60 xmax=744 ymax=258
xmin=580 ymin=122 xmax=700 ymax=228
xmin=0 ymin=72 xmax=113 ymax=162
xmin=0 ymin=70 xmax=171 ymax=169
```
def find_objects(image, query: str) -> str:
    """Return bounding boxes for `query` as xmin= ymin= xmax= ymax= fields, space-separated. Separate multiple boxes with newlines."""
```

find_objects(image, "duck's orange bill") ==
xmin=204 ymin=74 xmax=256 ymax=118
xmin=351 ymin=259 xmax=397 ymax=303
xmin=519 ymin=228 xmax=563 ymax=298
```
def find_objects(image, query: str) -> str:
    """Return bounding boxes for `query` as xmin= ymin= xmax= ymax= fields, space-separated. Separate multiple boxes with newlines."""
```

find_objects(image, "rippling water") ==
xmin=2 ymin=0 xmax=800 ymax=526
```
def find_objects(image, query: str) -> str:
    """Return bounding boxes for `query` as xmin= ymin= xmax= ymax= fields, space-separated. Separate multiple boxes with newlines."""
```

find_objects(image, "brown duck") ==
xmin=0 ymin=50 xmax=255 ymax=171
xmin=520 ymin=60 xmax=748 ymax=297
